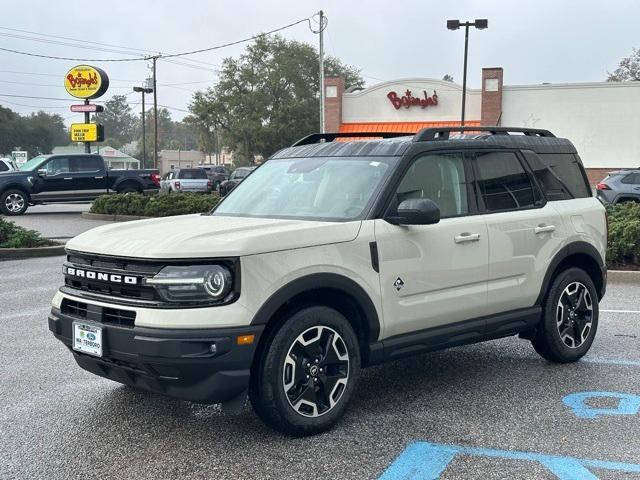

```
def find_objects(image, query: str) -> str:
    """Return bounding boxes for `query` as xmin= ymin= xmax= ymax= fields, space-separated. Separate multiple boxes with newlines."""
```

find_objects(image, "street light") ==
xmin=133 ymin=86 xmax=154 ymax=168
xmin=447 ymin=19 xmax=488 ymax=126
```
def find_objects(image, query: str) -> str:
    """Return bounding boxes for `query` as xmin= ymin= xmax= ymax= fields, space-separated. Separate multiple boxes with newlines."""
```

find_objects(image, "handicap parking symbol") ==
xmin=563 ymin=391 xmax=640 ymax=419
xmin=380 ymin=441 xmax=640 ymax=480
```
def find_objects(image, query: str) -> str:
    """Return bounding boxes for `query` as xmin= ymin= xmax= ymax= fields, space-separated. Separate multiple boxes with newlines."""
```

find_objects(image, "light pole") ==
xmin=133 ymin=86 xmax=153 ymax=168
xmin=447 ymin=19 xmax=488 ymax=126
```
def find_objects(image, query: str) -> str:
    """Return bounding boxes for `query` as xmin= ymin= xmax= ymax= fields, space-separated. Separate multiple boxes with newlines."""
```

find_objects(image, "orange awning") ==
xmin=339 ymin=121 xmax=480 ymax=134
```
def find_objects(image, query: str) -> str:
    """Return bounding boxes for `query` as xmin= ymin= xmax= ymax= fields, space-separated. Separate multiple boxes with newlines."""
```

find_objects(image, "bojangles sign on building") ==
xmin=387 ymin=89 xmax=439 ymax=110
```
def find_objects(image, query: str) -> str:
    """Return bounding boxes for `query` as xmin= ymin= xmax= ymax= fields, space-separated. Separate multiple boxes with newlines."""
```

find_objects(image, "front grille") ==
xmin=61 ymin=298 xmax=136 ymax=327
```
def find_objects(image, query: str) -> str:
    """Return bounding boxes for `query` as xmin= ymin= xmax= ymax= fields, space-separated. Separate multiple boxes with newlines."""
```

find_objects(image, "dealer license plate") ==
xmin=72 ymin=322 xmax=103 ymax=357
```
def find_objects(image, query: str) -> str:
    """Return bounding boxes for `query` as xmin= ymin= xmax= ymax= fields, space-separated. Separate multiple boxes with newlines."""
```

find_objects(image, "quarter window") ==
xmin=621 ymin=173 xmax=640 ymax=185
xmin=527 ymin=153 xmax=592 ymax=199
xmin=395 ymin=153 xmax=468 ymax=218
xmin=474 ymin=151 xmax=539 ymax=212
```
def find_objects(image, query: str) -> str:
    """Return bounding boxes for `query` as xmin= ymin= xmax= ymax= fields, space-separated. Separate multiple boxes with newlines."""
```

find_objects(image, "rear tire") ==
xmin=532 ymin=267 xmax=599 ymax=363
xmin=1 ymin=189 xmax=29 ymax=215
xmin=249 ymin=306 xmax=361 ymax=436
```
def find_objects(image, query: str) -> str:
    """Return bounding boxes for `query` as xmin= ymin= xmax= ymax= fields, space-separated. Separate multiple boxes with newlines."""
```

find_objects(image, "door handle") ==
xmin=534 ymin=224 xmax=556 ymax=234
xmin=94 ymin=176 xmax=104 ymax=179
xmin=454 ymin=232 xmax=481 ymax=243
xmin=63 ymin=177 xmax=73 ymax=180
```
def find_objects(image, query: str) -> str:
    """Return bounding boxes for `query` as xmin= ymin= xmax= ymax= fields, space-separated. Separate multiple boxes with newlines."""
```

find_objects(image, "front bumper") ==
xmin=48 ymin=307 xmax=263 ymax=404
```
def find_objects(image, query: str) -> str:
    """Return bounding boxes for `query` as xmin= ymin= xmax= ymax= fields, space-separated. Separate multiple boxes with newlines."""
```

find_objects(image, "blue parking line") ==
xmin=563 ymin=391 xmax=640 ymax=419
xmin=380 ymin=441 xmax=640 ymax=480
xmin=582 ymin=357 xmax=640 ymax=367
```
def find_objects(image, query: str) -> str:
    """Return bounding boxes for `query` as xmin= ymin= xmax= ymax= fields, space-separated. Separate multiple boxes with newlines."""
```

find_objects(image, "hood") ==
xmin=66 ymin=214 xmax=362 ymax=258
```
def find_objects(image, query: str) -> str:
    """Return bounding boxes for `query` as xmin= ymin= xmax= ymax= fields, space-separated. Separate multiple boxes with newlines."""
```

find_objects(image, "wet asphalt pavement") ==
xmin=1 ymin=255 xmax=639 ymax=479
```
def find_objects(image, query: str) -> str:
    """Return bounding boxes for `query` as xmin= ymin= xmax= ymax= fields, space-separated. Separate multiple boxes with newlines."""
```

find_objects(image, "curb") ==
xmin=607 ymin=270 xmax=640 ymax=279
xmin=82 ymin=212 xmax=150 ymax=222
xmin=0 ymin=242 xmax=66 ymax=261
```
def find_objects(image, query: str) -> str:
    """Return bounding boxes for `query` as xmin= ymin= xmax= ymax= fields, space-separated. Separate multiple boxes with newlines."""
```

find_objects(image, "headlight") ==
xmin=145 ymin=265 xmax=233 ymax=304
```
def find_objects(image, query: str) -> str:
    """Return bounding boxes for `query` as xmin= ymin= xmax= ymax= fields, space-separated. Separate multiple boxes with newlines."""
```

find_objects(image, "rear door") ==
xmin=374 ymin=151 xmax=489 ymax=339
xmin=472 ymin=150 xmax=565 ymax=315
xmin=68 ymin=156 xmax=107 ymax=200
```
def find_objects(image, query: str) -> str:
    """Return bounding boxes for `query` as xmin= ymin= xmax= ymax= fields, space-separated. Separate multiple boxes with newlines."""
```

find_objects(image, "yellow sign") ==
xmin=70 ymin=123 xmax=104 ymax=142
xmin=64 ymin=65 xmax=109 ymax=99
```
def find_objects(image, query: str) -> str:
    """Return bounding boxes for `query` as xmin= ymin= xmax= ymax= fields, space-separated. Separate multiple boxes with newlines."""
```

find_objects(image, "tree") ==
xmin=608 ymin=48 xmax=640 ymax=81
xmin=442 ymin=74 xmax=454 ymax=82
xmin=94 ymin=95 xmax=137 ymax=145
xmin=0 ymin=106 xmax=69 ymax=157
xmin=187 ymin=35 xmax=364 ymax=162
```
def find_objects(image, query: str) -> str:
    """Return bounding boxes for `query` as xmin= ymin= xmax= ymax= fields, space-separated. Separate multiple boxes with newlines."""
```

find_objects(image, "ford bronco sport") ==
xmin=49 ymin=127 xmax=607 ymax=436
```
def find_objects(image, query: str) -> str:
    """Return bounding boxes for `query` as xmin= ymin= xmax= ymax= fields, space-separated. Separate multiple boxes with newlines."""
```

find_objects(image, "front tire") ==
xmin=1 ymin=189 xmax=29 ymax=215
xmin=532 ymin=267 xmax=599 ymax=363
xmin=249 ymin=306 xmax=361 ymax=436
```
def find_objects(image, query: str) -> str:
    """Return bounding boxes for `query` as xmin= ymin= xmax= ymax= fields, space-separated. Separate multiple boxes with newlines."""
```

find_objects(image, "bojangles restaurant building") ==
xmin=323 ymin=67 xmax=640 ymax=183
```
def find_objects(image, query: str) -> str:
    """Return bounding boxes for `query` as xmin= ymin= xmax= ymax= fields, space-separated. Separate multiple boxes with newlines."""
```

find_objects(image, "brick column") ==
xmin=481 ymin=67 xmax=503 ymax=126
xmin=324 ymin=76 xmax=344 ymax=133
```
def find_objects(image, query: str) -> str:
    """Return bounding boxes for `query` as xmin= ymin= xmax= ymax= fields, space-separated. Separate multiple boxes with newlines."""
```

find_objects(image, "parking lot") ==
xmin=1 ymin=244 xmax=638 ymax=479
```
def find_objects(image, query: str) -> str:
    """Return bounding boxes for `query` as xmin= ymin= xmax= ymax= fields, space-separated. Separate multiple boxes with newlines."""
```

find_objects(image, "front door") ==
xmin=375 ymin=151 xmax=489 ymax=339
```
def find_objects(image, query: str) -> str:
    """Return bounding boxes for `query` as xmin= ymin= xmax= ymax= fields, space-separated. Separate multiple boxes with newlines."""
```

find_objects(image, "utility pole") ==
xmin=318 ymin=10 xmax=325 ymax=133
xmin=152 ymin=56 xmax=159 ymax=169
xmin=133 ymin=86 xmax=153 ymax=168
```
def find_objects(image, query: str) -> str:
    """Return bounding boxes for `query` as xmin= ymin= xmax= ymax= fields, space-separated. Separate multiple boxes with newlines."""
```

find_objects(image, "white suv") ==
xmin=49 ymin=127 xmax=607 ymax=436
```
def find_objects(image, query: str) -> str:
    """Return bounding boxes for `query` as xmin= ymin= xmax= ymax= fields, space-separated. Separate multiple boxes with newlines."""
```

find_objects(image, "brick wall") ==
xmin=324 ymin=76 xmax=344 ymax=132
xmin=481 ymin=67 xmax=503 ymax=126
xmin=585 ymin=168 xmax=614 ymax=185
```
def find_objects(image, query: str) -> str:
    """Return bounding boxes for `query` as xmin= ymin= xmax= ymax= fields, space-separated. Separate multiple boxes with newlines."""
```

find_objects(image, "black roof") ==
xmin=272 ymin=127 xmax=577 ymax=158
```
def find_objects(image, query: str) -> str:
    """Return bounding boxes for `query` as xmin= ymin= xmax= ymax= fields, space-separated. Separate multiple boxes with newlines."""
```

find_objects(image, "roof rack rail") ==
xmin=413 ymin=126 xmax=555 ymax=142
xmin=291 ymin=131 xmax=411 ymax=147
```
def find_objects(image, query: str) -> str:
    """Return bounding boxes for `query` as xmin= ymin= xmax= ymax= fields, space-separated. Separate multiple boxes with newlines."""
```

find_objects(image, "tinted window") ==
xmin=0 ymin=162 xmax=8 ymax=172
xmin=179 ymin=169 xmax=207 ymax=179
xmin=45 ymin=157 xmax=70 ymax=175
xmin=233 ymin=169 xmax=251 ymax=179
xmin=396 ymin=153 xmax=468 ymax=218
xmin=475 ymin=152 xmax=539 ymax=212
xmin=71 ymin=156 xmax=102 ymax=172
xmin=621 ymin=173 xmax=640 ymax=184
xmin=527 ymin=153 xmax=591 ymax=200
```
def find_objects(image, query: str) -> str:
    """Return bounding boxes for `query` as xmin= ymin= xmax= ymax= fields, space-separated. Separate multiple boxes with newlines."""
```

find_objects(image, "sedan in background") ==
xmin=596 ymin=169 xmax=640 ymax=204
xmin=219 ymin=166 xmax=256 ymax=196
xmin=161 ymin=168 xmax=212 ymax=193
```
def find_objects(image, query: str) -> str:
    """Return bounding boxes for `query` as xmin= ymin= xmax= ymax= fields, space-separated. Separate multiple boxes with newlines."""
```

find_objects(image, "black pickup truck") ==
xmin=0 ymin=154 xmax=160 ymax=215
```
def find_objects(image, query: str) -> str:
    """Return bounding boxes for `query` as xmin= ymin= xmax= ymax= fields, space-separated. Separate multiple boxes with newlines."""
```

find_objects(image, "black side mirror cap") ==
xmin=386 ymin=198 xmax=441 ymax=226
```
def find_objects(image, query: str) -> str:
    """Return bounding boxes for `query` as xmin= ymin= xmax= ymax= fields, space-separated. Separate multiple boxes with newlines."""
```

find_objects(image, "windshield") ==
xmin=19 ymin=155 xmax=49 ymax=171
xmin=214 ymin=156 xmax=396 ymax=221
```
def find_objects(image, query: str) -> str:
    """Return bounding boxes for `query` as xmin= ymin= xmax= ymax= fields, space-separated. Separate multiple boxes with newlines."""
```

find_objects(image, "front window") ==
xmin=214 ymin=156 xmax=397 ymax=221
xmin=19 ymin=155 xmax=49 ymax=171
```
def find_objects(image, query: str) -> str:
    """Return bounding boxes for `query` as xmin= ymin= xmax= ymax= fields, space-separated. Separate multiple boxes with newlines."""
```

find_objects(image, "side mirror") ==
xmin=37 ymin=169 xmax=47 ymax=177
xmin=386 ymin=198 xmax=441 ymax=225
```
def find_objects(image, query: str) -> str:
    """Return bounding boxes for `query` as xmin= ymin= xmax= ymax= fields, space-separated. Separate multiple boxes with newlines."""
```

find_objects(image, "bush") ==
xmin=607 ymin=202 xmax=640 ymax=268
xmin=0 ymin=217 xmax=51 ymax=248
xmin=90 ymin=192 xmax=220 ymax=217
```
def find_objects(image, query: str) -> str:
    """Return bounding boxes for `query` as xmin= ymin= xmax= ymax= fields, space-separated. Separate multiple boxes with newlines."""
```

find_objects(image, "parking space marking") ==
xmin=582 ymin=357 xmax=640 ymax=367
xmin=563 ymin=391 xmax=640 ymax=419
xmin=380 ymin=441 xmax=640 ymax=480
xmin=601 ymin=309 xmax=640 ymax=314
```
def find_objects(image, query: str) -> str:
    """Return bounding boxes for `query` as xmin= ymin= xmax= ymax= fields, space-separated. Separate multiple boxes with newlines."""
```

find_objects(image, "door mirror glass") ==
xmin=387 ymin=198 xmax=441 ymax=225
xmin=37 ymin=169 xmax=47 ymax=177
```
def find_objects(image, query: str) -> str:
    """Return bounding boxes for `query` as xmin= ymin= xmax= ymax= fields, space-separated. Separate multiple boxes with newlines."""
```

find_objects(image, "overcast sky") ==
xmin=1 ymin=0 xmax=638 ymax=125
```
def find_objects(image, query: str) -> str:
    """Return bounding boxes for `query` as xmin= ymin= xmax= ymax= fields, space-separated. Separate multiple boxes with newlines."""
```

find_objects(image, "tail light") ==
xmin=175 ymin=181 xmax=181 ymax=190
xmin=596 ymin=183 xmax=610 ymax=190
xmin=150 ymin=173 xmax=160 ymax=187
xmin=207 ymin=180 xmax=212 ymax=189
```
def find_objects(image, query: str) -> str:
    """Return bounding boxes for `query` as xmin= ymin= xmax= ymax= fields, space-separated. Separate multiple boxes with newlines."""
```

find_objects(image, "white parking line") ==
xmin=601 ymin=309 xmax=640 ymax=314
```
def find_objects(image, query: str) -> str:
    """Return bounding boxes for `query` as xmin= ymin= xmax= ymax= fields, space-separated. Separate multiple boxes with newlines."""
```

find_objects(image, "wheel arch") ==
xmin=114 ymin=178 xmax=143 ymax=192
xmin=536 ymin=241 xmax=606 ymax=306
xmin=250 ymin=273 xmax=381 ymax=367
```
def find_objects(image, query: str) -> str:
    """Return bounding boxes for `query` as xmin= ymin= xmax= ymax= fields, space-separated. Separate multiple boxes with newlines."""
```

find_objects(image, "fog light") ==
xmin=209 ymin=343 xmax=217 ymax=354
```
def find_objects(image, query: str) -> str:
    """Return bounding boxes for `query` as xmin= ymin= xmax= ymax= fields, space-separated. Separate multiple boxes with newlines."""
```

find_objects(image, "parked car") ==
xmin=0 ymin=154 xmax=160 ymax=215
xmin=595 ymin=169 xmax=640 ymax=204
xmin=199 ymin=165 xmax=230 ymax=191
xmin=160 ymin=168 xmax=212 ymax=193
xmin=219 ymin=166 xmax=256 ymax=196
xmin=49 ymin=127 xmax=606 ymax=436
xmin=0 ymin=157 xmax=18 ymax=173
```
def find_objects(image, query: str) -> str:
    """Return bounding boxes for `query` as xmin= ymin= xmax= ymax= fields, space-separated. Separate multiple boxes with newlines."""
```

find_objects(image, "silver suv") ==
xmin=49 ymin=127 xmax=607 ymax=436
xmin=596 ymin=169 xmax=640 ymax=204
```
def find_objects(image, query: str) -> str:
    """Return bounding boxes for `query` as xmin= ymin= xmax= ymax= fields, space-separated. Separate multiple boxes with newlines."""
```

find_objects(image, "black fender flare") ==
xmin=250 ymin=272 xmax=381 ymax=343
xmin=535 ymin=241 xmax=606 ymax=305
xmin=113 ymin=178 xmax=143 ymax=192
xmin=0 ymin=182 xmax=32 ymax=200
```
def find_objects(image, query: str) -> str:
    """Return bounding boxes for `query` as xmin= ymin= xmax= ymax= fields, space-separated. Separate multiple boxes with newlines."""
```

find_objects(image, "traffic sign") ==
xmin=70 ymin=104 xmax=104 ymax=113
xmin=70 ymin=123 xmax=104 ymax=142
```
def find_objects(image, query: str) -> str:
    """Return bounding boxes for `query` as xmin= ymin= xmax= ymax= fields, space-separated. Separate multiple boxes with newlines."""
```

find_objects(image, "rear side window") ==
xmin=526 ymin=153 xmax=591 ymax=200
xmin=179 ymin=169 xmax=207 ymax=179
xmin=71 ymin=156 xmax=102 ymax=172
xmin=621 ymin=173 xmax=640 ymax=184
xmin=474 ymin=151 xmax=540 ymax=212
xmin=0 ymin=162 xmax=7 ymax=172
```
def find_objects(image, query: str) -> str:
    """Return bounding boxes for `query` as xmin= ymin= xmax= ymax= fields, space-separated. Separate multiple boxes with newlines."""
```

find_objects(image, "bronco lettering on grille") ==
xmin=63 ymin=266 xmax=139 ymax=285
